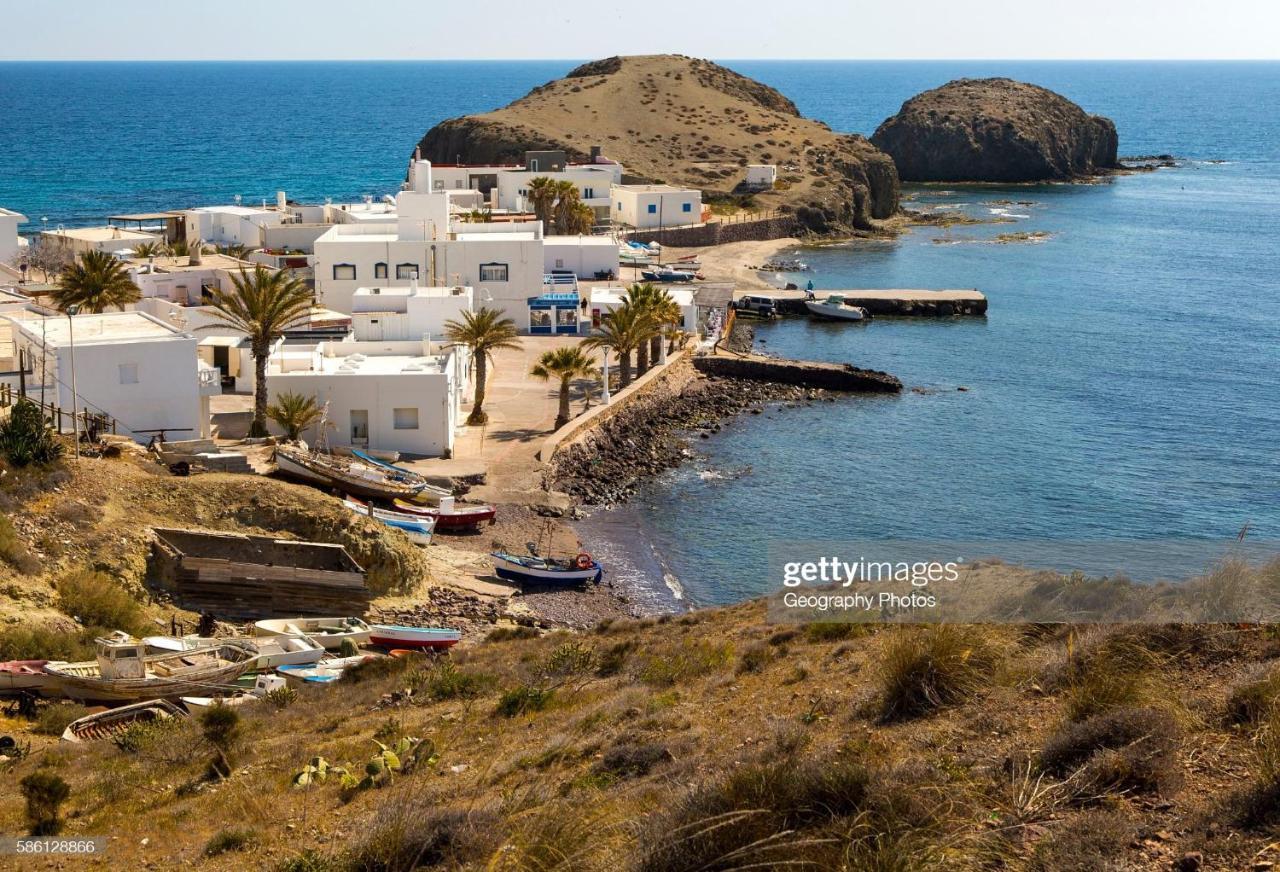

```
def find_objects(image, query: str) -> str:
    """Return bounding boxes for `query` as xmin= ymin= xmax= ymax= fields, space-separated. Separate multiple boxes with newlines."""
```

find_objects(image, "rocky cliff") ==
xmin=871 ymin=78 xmax=1119 ymax=182
xmin=415 ymin=55 xmax=899 ymax=232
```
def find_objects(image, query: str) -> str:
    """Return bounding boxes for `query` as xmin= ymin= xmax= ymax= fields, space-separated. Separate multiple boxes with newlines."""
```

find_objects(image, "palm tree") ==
xmin=204 ymin=266 xmax=314 ymax=438
xmin=52 ymin=250 xmax=142 ymax=314
xmin=530 ymin=344 xmax=599 ymax=430
xmin=583 ymin=302 xmax=648 ymax=390
xmin=621 ymin=283 xmax=668 ymax=376
xmin=133 ymin=241 xmax=163 ymax=259
xmin=527 ymin=177 xmax=558 ymax=228
xmin=444 ymin=307 xmax=521 ymax=425
xmin=567 ymin=201 xmax=595 ymax=235
xmin=267 ymin=391 xmax=323 ymax=442
xmin=551 ymin=180 xmax=582 ymax=234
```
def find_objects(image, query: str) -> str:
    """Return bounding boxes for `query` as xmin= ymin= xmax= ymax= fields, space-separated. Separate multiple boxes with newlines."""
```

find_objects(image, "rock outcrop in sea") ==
xmin=871 ymin=78 xmax=1120 ymax=182
xmin=415 ymin=54 xmax=900 ymax=232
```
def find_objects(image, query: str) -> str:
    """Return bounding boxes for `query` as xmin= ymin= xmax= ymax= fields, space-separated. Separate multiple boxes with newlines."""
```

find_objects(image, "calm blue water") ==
xmin=2 ymin=61 xmax=1276 ymax=608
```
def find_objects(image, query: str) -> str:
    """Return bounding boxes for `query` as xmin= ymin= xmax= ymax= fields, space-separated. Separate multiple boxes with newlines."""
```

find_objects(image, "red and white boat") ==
xmin=392 ymin=496 xmax=496 ymax=530
xmin=368 ymin=624 xmax=461 ymax=650
xmin=1 ymin=660 xmax=64 ymax=696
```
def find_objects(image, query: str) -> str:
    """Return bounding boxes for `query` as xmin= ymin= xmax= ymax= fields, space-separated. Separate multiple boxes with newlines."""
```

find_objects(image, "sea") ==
xmin=2 ymin=60 xmax=1277 ymax=610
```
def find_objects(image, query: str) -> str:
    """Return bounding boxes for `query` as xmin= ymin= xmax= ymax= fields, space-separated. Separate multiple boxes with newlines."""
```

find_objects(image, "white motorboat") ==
xmin=253 ymin=617 xmax=372 ymax=651
xmin=804 ymin=294 xmax=869 ymax=322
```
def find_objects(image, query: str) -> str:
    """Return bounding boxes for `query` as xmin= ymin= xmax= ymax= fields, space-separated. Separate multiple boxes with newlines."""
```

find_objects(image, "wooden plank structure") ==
xmin=150 ymin=528 xmax=370 ymax=620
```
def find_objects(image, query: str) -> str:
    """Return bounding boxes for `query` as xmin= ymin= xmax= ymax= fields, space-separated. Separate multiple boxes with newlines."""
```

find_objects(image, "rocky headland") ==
xmin=871 ymin=77 xmax=1120 ymax=182
xmin=415 ymin=54 xmax=900 ymax=233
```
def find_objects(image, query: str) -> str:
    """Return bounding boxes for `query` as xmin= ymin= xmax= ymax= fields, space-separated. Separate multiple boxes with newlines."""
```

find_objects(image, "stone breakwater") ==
xmin=549 ymin=371 xmax=836 ymax=506
xmin=693 ymin=355 xmax=903 ymax=392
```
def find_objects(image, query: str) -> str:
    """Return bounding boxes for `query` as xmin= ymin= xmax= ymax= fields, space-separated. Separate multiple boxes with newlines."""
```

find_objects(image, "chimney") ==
xmin=590 ymin=145 xmax=602 ymax=162
xmin=277 ymin=191 xmax=287 ymax=210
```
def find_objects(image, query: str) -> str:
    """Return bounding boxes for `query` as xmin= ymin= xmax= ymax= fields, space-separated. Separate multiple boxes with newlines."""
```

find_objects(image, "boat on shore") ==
xmin=641 ymin=266 xmax=697 ymax=283
xmin=350 ymin=450 xmax=453 ymax=502
xmin=804 ymin=295 xmax=869 ymax=322
xmin=1 ymin=660 xmax=65 ymax=696
xmin=344 ymin=497 xmax=436 ymax=545
xmin=391 ymin=496 xmax=497 ymax=530
xmin=45 ymin=633 xmax=256 ymax=703
xmin=61 ymin=698 xmax=187 ymax=743
xmin=368 ymin=625 xmax=461 ymax=650
xmin=275 ymin=445 xmax=432 ymax=501
xmin=278 ymin=655 xmax=376 ymax=688
xmin=253 ymin=617 xmax=371 ymax=651
xmin=492 ymin=551 xmax=603 ymax=585
xmin=143 ymin=634 xmax=326 ymax=670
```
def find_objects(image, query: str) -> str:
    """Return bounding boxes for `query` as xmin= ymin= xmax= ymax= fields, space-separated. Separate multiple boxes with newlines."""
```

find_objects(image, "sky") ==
xmin=4 ymin=0 xmax=1278 ymax=61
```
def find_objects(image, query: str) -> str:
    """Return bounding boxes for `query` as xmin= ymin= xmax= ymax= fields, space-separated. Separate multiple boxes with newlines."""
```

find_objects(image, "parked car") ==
xmin=734 ymin=295 xmax=778 ymax=318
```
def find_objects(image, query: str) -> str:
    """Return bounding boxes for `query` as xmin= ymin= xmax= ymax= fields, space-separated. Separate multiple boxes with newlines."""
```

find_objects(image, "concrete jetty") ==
xmin=768 ymin=289 xmax=987 ymax=317
xmin=694 ymin=353 xmax=902 ymax=392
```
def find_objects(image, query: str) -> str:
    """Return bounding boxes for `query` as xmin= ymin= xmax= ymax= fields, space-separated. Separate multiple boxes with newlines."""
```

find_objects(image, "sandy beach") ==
xmin=664 ymin=237 xmax=799 ymax=291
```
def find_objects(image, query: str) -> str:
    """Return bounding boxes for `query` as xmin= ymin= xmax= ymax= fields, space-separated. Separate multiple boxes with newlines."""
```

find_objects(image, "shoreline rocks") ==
xmin=871 ymin=78 xmax=1120 ymax=182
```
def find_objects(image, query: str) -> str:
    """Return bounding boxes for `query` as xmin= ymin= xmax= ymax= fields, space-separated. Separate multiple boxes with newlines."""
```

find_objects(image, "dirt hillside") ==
xmin=416 ymin=54 xmax=900 ymax=232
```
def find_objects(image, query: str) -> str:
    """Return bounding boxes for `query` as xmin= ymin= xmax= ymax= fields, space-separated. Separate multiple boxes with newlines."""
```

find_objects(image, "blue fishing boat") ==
xmin=492 ymin=551 xmax=603 ymax=585
xmin=343 ymin=497 xmax=435 ymax=546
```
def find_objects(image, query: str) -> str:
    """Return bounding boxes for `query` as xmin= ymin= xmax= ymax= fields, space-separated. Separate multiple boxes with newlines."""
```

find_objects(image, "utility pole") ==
xmin=67 ymin=304 xmax=80 ymax=460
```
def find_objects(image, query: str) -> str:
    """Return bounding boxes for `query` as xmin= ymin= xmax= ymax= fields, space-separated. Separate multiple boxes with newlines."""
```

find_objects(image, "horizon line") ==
xmin=2 ymin=57 xmax=1278 ymax=63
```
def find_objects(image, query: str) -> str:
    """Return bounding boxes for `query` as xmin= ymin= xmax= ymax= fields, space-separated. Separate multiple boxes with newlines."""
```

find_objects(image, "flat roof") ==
xmin=109 ymin=212 xmax=182 ymax=222
xmin=452 ymin=231 xmax=538 ymax=242
xmin=275 ymin=352 xmax=447 ymax=376
xmin=189 ymin=205 xmax=275 ymax=216
xmin=0 ymin=208 xmax=30 ymax=221
xmin=544 ymin=235 xmax=618 ymax=246
xmin=12 ymin=311 xmax=188 ymax=346
xmin=614 ymin=184 xmax=698 ymax=194
xmin=42 ymin=226 xmax=158 ymax=242
xmin=130 ymin=253 xmax=257 ymax=272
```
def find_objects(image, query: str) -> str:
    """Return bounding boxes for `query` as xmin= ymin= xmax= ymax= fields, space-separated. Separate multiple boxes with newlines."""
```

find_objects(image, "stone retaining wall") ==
xmin=624 ymin=215 xmax=801 ymax=247
xmin=693 ymin=354 xmax=902 ymax=392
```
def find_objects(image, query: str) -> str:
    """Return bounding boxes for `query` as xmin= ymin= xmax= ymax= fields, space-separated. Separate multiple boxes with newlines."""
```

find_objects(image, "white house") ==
xmin=126 ymin=252 xmax=257 ymax=305
xmin=313 ymin=158 xmax=609 ymax=327
xmin=0 ymin=208 xmax=29 ymax=266
xmin=265 ymin=338 xmax=467 ymax=457
xmin=185 ymin=204 xmax=284 ymax=248
xmin=350 ymin=281 xmax=473 ymax=342
xmin=496 ymin=165 xmax=622 ymax=222
xmin=41 ymin=226 xmax=160 ymax=259
xmin=6 ymin=311 xmax=219 ymax=442
xmin=612 ymin=185 xmax=703 ymax=229
xmin=745 ymin=164 xmax=778 ymax=190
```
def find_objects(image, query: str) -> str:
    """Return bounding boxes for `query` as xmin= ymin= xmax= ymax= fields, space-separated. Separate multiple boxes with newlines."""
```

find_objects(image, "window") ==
xmin=396 ymin=263 xmax=419 ymax=280
xmin=393 ymin=407 xmax=419 ymax=430
xmin=455 ymin=180 xmax=463 ymax=189
xmin=479 ymin=263 xmax=509 ymax=282
xmin=583 ymin=187 xmax=595 ymax=199
xmin=374 ymin=262 xmax=388 ymax=279
xmin=433 ymin=180 xmax=444 ymax=190
xmin=333 ymin=263 xmax=356 ymax=281
xmin=616 ymin=202 xmax=622 ymax=211
xmin=554 ymin=258 xmax=564 ymax=269
xmin=682 ymin=202 xmax=692 ymax=213
xmin=119 ymin=363 xmax=138 ymax=385
xmin=647 ymin=204 xmax=657 ymax=214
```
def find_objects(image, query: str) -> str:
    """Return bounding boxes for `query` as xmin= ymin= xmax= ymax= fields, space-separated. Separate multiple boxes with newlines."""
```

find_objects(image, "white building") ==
xmin=544 ymin=235 xmax=619 ymax=280
xmin=588 ymin=286 xmax=698 ymax=334
xmin=265 ymin=338 xmax=467 ymax=457
xmin=41 ymin=226 xmax=160 ymax=259
xmin=350 ymin=281 xmax=473 ymax=342
xmin=313 ymin=158 xmax=613 ymax=327
xmin=612 ymin=185 xmax=703 ymax=229
xmin=126 ymin=252 xmax=257 ymax=305
xmin=745 ymin=164 xmax=778 ymax=190
xmin=6 ymin=311 xmax=219 ymax=442
xmin=0 ymin=208 xmax=29 ymax=266
xmin=496 ymin=165 xmax=621 ymax=222
xmin=185 ymin=204 xmax=284 ymax=249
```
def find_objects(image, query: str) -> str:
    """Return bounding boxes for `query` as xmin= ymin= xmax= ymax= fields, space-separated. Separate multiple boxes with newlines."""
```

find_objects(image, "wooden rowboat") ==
xmin=45 ymin=634 xmax=257 ymax=703
xmin=367 ymin=625 xmax=461 ymax=650
xmin=1 ymin=660 xmax=65 ymax=696
xmin=61 ymin=699 xmax=188 ymax=743
xmin=275 ymin=446 xmax=431 ymax=500
xmin=254 ymin=617 xmax=371 ymax=651
xmin=391 ymin=497 xmax=496 ymax=530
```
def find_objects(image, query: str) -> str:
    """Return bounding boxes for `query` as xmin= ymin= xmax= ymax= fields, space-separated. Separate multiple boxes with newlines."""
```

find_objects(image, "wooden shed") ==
xmin=150 ymin=528 xmax=370 ymax=620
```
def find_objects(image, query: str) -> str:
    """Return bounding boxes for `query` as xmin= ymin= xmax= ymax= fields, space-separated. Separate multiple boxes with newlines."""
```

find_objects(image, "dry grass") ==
xmin=875 ymin=625 xmax=1004 ymax=721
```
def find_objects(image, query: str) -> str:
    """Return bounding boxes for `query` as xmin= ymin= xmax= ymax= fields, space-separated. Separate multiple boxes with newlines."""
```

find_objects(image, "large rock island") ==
xmin=871 ymin=78 xmax=1119 ymax=182
xmin=415 ymin=55 xmax=899 ymax=232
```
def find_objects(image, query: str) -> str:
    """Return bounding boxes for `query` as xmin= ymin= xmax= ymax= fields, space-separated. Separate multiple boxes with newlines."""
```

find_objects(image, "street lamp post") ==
xmin=601 ymin=352 xmax=611 ymax=405
xmin=66 ymin=304 xmax=80 ymax=460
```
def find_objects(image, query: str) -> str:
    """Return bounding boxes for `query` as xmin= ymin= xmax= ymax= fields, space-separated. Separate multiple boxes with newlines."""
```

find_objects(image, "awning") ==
xmin=197 ymin=335 xmax=244 ymax=347
xmin=527 ymin=292 xmax=580 ymax=309
xmin=108 ymin=212 xmax=182 ymax=222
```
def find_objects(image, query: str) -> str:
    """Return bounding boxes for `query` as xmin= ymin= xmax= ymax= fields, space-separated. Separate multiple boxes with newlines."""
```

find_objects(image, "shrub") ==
xmin=1061 ymin=645 xmax=1165 ymax=722
xmin=496 ymin=685 xmax=554 ymax=718
xmin=596 ymin=739 xmax=671 ymax=779
xmin=638 ymin=639 xmax=733 ymax=687
xmin=32 ymin=703 xmax=89 ymax=736
xmin=0 ymin=624 xmax=93 ymax=661
xmin=342 ymin=801 xmax=498 ymax=871
xmin=1227 ymin=666 xmax=1280 ymax=724
xmin=486 ymin=625 xmax=541 ymax=643
xmin=0 ymin=515 xmax=39 ymax=575
xmin=0 ymin=399 xmax=64 ymax=467
xmin=264 ymin=686 xmax=298 ymax=709
xmin=410 ymin=660 xmax=494 ymax=701
xmin=20 ymin=771 xmax=71 ymax=835
xmin=339 ymin=654 xmax=415 ymax=685
xmin=736 ymin=642 xmax=774 ymax=675
xmin=595 ymin=640 xmax=638 ymax=677
xmin=1030 ymin=809 xmax=1133 ymax=872
xmin=204 ymin=827 xmax=257 ymax=856
xmin=1228 ymin=712 xmax=1280 ymax=828
xmin=876 ymin=626 xmax=1001 ymax=722
xmin=804 ymin=622 xmax=865 ymax=643
xmin=113 ymin=715 xmax=182 ymax=753
xmin=1039 ymin=706 xmax=1180 ymax=798
xmin=200 ymin=704 xmax=242 ymax=779
xmin=56 ymin=569 xmax=146 ymax=634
